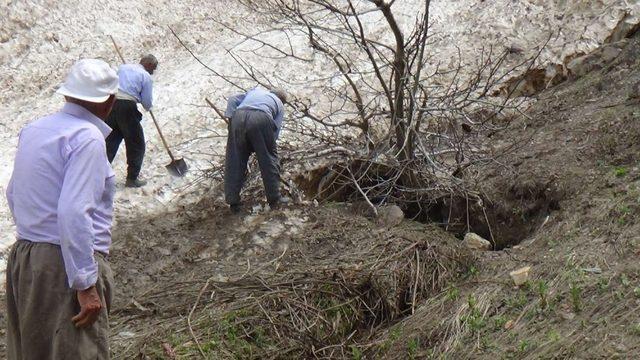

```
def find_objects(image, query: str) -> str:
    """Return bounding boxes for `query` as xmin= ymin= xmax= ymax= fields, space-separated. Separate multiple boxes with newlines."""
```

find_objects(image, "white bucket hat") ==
xmin=56 ymin=59 xmax=119 ymax=103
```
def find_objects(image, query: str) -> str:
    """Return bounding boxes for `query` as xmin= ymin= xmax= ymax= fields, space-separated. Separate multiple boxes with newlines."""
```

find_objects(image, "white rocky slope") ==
xmin=0 ymin=0 xmax=638 ymax=263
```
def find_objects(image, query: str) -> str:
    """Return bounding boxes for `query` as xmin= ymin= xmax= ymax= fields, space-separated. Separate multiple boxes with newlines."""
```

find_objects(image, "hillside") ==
xmin=97 ymin=32 xmax=640 ymax=359
xmin=3 ymin=32 xmax=630 ymax=359
xmin=2 ymin=1 xmax=640 ymax=359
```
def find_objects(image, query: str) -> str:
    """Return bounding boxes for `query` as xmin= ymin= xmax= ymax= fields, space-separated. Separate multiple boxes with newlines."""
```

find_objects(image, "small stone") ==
xmin=214 ymin=274 xmax=229 ymax=282
xmin=0 ymin=45 xmax=9 ymax=65
xmin=628 ymin=81 xmax=640 ymax=99
xmin=614 ymin=343 xmax=628 ymax=353
xmin=509 ymin=266 xmax=531 ymax=286
xmin=157 ymin=247 xmax=171 ymax=256
xmin=560 ymin=311 xmax=575 ymax=321
xmin=118 ymin=331 xmax=136 ymax=339
xmin=601 ymin=45 xmax=622 ymax=63
xmin=581 ymin=267 xmax=602 ymax=274
xmin=462 ymin=233 xmax=491 ymax=251
xmin=376 ymin=205 xmax=404 ymax=227
xmin=504 ymin=320 xmax=515 ymax=330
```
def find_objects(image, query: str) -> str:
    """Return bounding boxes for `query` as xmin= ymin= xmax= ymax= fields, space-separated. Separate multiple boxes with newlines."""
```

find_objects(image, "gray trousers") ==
xmin=224 ymin=109 xmax=281 ymax=206
xmin=6 ymin=240 xmax=113 ymax=360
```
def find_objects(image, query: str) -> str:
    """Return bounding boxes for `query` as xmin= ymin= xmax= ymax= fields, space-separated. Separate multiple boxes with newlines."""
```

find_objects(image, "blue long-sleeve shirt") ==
xmin=117 ymin=63 xmax=153 ymax=110
xmin=225 ymin=87 xmax=285 ymax=139
xmin=6 ymin=102 xmax=116 ymax=290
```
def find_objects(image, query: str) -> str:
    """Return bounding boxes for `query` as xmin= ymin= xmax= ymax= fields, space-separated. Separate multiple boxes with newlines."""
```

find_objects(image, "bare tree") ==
xmin=174 ymin=0 xmax=541 ymax=220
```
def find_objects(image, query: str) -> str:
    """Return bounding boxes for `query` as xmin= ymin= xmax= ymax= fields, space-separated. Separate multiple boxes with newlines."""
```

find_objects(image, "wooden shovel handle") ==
xmin=109 ymin=35 xmax=126 ymax=63
xmin=148 ymin=110 xmax=176 ymax=161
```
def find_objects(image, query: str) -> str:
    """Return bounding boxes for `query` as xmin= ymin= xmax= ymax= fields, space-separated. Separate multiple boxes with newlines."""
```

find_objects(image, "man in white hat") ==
xmin=5 ymin=58 xmax=118 ymax=359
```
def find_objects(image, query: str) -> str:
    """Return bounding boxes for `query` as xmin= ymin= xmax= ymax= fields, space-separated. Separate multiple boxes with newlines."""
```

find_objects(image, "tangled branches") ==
xmin=168 ymin=0 xmax=544 ymax=222
xmin=134 ymin=210 xmax=472 ymax=359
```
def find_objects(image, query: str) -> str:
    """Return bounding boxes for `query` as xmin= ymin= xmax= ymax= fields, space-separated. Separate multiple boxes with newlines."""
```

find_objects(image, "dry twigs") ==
xmin=115 ymin=208 xmax=473 ymax=359
xmin=169 ymin=0 xmax=545 ymax=230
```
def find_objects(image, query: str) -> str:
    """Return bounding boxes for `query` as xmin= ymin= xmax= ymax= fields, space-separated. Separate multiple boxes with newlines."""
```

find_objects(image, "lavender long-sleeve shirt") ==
xmin=6 ymin=102 xmax=116 ymax=290
xmin=117 ymin=63 xmax=153 ymax=111
xmin=225 ymin=87 xmax=285 ymax=139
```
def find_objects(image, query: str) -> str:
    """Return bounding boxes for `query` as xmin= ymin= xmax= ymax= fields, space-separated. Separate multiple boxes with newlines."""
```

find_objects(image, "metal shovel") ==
xmin=109 ymin=35 xmax=188 ymax=177
xmin=149 ymin=110 xmax=188 ymax=177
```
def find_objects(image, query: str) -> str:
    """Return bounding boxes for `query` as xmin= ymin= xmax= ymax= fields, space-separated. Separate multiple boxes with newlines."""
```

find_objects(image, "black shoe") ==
xmin=269 ymin=196 xmax=291 ymax=210
xmin=268 ymin=201 xmax=280 ymax=211
xmin=230 ymin=204 xmax=242 ymax=214
xmin=125 ymin=178 xmax=147 ymax=188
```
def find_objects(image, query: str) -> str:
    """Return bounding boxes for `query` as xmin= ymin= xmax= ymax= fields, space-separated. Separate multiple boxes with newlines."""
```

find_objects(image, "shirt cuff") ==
xmin=69 ymin=263 xmax=99 ymax=290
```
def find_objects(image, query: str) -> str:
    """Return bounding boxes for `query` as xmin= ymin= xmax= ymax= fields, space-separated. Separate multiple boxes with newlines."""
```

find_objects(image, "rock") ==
xmin=566 ymin=44 xmax=624 ymax=79
xmin=495 ymin=64 xmax=565 ymax=98
xmin=376 ymin=205 xmax=404 ymax=227
xmin=581 ymin=266 xmax=602 ymax=274
xmin=351 ymin=200 xmax=377 ymax=218
xmin=213 ymin=274 xmax=229 ymax=282
xmin=559 ymin=311 xmax=575 ymax=321
xmin=601 ymin=45 xmax=622 ymax=63
xmin=629 ymin=81 xmax=640 ymax=99
xmin=566 ymin=54 xmax=598 ymax=78
xmin=605 ymin=12 xmax=640 ymax=44
xmin=614 ymin=343 xmax=628 ymax=353
xmin=509 ymin=266 xmax=531 ymax=286
xmin=504 ymin=320 xmax=515 ymax=330
xmin=462 ymin=232 xmax=491 ymax=251
xmin=118 ymin=331 xmax=136 ymax=339
xmin=157 ymin=247 xmax=171 ymax=256
xmin=507 ymin=43 xmax=524 ymax=55
xmin=0 ymin=44 xmax=9 ymax=65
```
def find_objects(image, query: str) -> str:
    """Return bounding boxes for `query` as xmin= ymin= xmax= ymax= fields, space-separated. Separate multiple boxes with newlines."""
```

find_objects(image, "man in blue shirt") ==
xmin=105 ymin=54 xmax=157 ymax=187
xmin=6 ymin=59 xmax=117 ymax=359
xmin=224 ymin=87 xmax=287 ymax=212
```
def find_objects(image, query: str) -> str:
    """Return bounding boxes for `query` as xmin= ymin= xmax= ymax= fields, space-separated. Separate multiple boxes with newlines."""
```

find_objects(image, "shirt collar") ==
xmin=61 ymin=102 xmax=112 ymax=138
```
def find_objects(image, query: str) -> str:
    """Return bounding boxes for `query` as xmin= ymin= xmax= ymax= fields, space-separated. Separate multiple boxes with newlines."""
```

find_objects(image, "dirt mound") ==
xmin=105 ymin=202 xmax=472 ymax=359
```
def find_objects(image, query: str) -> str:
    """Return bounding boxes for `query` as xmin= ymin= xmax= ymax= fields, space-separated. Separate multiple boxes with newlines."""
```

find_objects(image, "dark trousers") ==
xmin=105 ymin=99 xmax=145 ymax=180
xmin=6 ymin=241 xmax=113 ymax=360
xmin=224 ymin=109 xmax=281 ymax=206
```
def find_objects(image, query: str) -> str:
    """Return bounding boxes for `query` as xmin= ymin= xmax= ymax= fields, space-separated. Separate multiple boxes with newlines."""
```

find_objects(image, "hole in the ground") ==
xmin=294 ymin=164 xmax=561 ymax=250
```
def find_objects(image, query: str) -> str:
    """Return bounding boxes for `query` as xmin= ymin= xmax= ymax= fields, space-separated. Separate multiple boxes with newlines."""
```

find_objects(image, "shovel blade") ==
xmin=166 ymin=158 xmax=188 ymax=177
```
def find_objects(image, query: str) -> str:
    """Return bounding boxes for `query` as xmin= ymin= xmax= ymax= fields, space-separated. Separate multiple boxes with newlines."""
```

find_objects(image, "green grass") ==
xmin=407 ymin=338 xmax=420 ymax=359
xmin=570 ymin=284 xmax=582 ymax=313
xmin=614 ymin=166 xmax=628 ymax=177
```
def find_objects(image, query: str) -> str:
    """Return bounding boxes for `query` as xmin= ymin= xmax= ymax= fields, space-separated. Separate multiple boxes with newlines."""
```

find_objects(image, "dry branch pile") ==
xmin=171 ymin=0 xmax=544 ymax=232
xmin=188 ymin=231 xmax=470 ymax=358
xmin=113 ymin=208 xmax=473 ymax=359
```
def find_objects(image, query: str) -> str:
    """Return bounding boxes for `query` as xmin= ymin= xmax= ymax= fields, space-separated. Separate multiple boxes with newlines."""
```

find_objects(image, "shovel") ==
xmin=149 ymin=110 xmax=188 ymax=176
xmin=109 ymin=35 xmax=188 ymax=177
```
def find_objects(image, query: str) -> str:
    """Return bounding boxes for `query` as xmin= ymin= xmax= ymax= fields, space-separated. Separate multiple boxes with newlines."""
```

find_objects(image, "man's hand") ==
xmin=72 ymin=286 xmax=102 ymax=328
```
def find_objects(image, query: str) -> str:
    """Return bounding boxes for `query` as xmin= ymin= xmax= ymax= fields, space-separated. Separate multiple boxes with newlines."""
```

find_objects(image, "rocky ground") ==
xmin=2 ymin=1 xmax=640 ymax=359
xmin=96 ymin=33 xmax=640 ymax=359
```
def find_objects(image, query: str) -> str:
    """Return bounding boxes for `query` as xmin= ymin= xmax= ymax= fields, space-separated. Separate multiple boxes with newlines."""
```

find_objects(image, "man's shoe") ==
xmin=125 ymin=178 xmax=147 ymax=188
xmin=268 ymin=201 xmax=280 ymax=211
xmin=230 ymin=204 xmax=242 ymax=214
xmin=269 ymin=196 xmax=291 ymax=210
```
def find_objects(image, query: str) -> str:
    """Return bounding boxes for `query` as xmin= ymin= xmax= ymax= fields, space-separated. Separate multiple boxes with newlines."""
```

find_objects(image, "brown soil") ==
xmin=2 ymin=29 xmax=640 ymax=360
xmin=371 ymin=34 xmax=640 ymax=359
xmin=100 ymin=33 xmax=640 ymax=358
